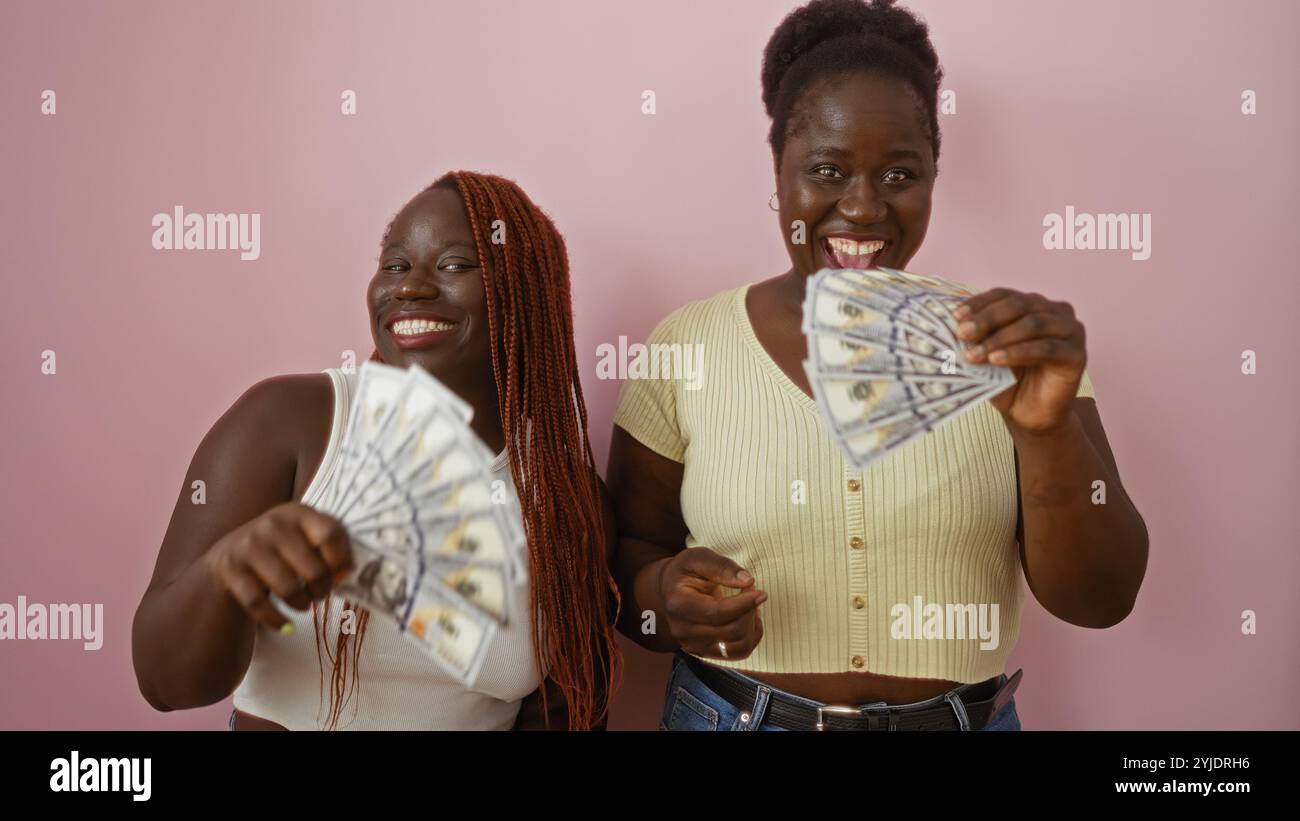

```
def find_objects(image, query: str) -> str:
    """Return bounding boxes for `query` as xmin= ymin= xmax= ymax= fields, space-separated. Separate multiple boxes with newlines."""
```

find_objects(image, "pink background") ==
xmin=2 ymin=0 xmax=1296 ymax=730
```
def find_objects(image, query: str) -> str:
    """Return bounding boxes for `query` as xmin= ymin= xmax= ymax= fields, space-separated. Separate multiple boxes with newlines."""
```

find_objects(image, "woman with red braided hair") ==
xmin=132 ymin=171 xmax=621 ymax=730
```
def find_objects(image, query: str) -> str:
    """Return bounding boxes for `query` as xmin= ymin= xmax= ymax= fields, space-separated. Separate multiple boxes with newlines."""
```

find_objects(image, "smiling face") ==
xmin=368 ymin=186 xmax=492 ymax=383
xmin=775 ymin=72 xmax=935 ymax=278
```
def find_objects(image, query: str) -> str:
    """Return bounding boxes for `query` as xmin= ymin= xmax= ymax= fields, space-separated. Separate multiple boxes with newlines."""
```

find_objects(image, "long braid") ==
xmin=448 ymin=171 xmax=622 ymax=729
xmin=310 ymin=355 xmax=382 ymax=731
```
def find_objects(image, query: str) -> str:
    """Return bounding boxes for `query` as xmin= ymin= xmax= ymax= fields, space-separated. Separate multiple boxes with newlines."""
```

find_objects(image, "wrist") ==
xmin=637 ymin=555 xmax=680 ymax=651
xmin=650 ymin=555 xmax=674 ymax=603
xmin=1005 ymin=410 xmax=1083 ymax=446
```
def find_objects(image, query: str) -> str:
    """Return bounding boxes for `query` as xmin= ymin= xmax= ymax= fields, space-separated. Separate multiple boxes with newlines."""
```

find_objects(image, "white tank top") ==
xmin=232 ymin=368 xmax=541 ymax=730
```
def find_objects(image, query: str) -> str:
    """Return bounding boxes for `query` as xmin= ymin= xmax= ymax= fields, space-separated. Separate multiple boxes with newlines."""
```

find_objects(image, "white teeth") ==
xmin=391 ymin=318 xmax=456 ymax=335
xmin=827 ymin=238 xmax=886 ymax=256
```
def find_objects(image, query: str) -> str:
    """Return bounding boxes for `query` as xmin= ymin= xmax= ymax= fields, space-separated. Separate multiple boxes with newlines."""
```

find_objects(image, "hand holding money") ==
xmin=308 ymin=361 xmax=528 ymax=686
xmin=802 ymin=266 xmax=1016 ymax=470
xmin=952 ymin=287 xmax=1088 ymax=435
xmin=204 ymin=502 xmax=354 ymax=633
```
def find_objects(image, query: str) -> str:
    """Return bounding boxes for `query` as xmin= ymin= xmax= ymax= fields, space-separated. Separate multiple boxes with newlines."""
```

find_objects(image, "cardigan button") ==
xmin=851 ymin=655 xmax=865 ymax=669
xmin=850 ymin=536 xmax=864 ymax=550
xmin=847 ymin=478 xmax=861 ymax=491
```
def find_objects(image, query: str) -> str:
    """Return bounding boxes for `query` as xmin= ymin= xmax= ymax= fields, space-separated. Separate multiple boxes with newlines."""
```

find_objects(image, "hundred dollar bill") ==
xmin=806 ymin=329 xmax=1009 ymax=385
xmin=851 ymin=266 xmax=975 ymax=302
xmin=333 ymin=538 xmax=422 ymax=624
xmin=336 ymin=403 xmax=480 ymax=522
xmin=834 ymin=384 xmax=1003 ymax=470
xmin=342 ymin=533 xmax=512 ymax=626
xmin=822 ymin=268 xmax=960 ymax=343
xmin=345 ymin=433 xmax=523 ymax=551
xmin=404 ymin=580 xmax=499 ymax=686
xmin=802 ymin=267 xmax=1012 ymax=469
xmin=804 ymin=292 xmax=955 ymax=359
xmin=349 ymin=505 xmax=523 ymax=584
xmin=346 ymin=470 xmax=503 ymax=535
xmin=806 ymin=328 xmax=968 ymax=377
xmin=807 ymin=371 xmax=1001 ymax=440
xmin=876 ymin=266 xmax=976 ymax=299
xmin=831 ymin=267 xmax=976 ymax=336
xmin=837 ymin=268 xmax=972 ymax=340
xmin=317 ymin=363 xmax=412 ymax=516
xmin=811 ymin=274 xmax=958 ymax=350
xmin=424 ymin=555 xmax=511 ymax=624
xmin=333 ymin=366 xmax=474 ymax=519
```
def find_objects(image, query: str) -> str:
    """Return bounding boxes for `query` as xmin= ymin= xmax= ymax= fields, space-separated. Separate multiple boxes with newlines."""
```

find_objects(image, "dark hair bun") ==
xmin=761 ymin=0 xmax=944 ymax=162
xmin=762 ymin=0 xmax=939 ymax=116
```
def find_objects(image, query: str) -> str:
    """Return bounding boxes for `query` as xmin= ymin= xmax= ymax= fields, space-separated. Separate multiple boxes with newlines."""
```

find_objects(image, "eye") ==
xmin=811 ymin=164 xmax=845 ymax=181
xmin=440 ymin=259 xmax=478 ymax=273
xmin=883 ymin=168 xmax=915 ymax=184
xmin=381 ymin=260 xmax=408 ymax=273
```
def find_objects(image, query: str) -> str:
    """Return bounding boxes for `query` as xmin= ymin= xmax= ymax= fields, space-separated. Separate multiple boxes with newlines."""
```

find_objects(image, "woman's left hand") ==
xmin=953 ymin=288 xmax=1086 ymax=435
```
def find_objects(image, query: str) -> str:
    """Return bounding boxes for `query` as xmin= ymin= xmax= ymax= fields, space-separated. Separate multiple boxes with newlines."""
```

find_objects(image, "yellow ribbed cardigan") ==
xmin=613 ymin=284 xmax=1095 ymax=682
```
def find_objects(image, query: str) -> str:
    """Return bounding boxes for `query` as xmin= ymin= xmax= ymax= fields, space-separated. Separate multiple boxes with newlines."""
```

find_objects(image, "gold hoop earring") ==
xmin=768 ymin=192 xmax=780 ymax=212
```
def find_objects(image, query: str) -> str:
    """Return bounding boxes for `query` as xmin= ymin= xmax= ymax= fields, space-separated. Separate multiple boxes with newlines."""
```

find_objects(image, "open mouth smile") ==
xmin=385 ymin=314 xmax=459 ymax=349
xmin=822 ymin=236 xmax=890 ymax=270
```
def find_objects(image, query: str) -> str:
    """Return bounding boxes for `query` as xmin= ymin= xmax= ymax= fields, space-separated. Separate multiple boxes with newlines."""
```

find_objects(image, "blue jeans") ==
xmin=659 ymin=653 xmax=1021 ymax=731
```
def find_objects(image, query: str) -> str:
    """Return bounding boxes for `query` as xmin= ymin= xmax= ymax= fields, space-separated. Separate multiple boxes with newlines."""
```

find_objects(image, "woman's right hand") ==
xmin=204 ymin=502 xmax=354 ymax=631
xmin=657 ymin=546 xmax=767 ymax=661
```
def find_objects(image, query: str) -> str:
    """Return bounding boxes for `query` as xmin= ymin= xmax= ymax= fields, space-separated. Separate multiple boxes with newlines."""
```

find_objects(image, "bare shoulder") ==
xmin=147 ymin=372 xmax=336 ymax=591
xmin=220 ymin=372 xmax=332 ymax=442
xmin=202 ymin=372 xmax=335 ymax=493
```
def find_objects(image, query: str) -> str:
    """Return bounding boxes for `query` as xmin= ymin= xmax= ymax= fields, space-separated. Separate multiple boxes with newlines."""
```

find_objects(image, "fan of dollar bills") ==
xmin=802 ymin=267 xmax=1016 ymax=471
xmin=310 ymin=361 xmax=526 ymax=686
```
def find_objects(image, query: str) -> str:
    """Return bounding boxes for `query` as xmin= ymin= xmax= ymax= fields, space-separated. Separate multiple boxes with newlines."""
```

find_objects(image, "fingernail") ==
xmin=736 ymin=571 xmax=753 ymax=584
xmin=988 ymin=350 xmax=1007 ymax=364
xmin=953 ymin=305 xmax=970 ymax=319
xmin=958 ymin=321 xmax=976 ymax=338
xmin=967 ymin=345 xmax=984 ymax=359
xmin=279 ymin=622 xmax=295 ymax=636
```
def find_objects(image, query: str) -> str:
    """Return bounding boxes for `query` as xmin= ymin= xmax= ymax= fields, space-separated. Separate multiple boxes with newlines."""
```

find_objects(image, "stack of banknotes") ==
xmin=310 ymin=361 xmax=526 ymax=686
xmin=802 ymin=267 xmax=1015 ymax=471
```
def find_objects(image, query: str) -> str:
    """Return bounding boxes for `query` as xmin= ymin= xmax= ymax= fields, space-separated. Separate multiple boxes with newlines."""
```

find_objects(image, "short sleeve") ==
xmin=1075 ymin=369 xmax=1096 ymax=400
xmin=612 ymin=310 xmax=687 ymax=463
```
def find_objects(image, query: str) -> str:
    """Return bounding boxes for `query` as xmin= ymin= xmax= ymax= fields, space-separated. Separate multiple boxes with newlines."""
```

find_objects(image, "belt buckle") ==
xmin=815 ymin=701 xmax=890 ymax=731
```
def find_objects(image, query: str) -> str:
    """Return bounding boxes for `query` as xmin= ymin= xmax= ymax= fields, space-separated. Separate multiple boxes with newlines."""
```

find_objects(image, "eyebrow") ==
xmin=380 ymin=239 xmax=476 ymax=255
xmin=881 ymin=148 xmax=926 ymax=162
xmin=805 ymin=146 xmax=926 ymax=163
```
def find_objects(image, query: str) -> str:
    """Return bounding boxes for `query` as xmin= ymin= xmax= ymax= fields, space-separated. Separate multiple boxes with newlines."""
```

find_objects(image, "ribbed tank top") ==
xmin=231 ymin=368 xmax=540 ymax=730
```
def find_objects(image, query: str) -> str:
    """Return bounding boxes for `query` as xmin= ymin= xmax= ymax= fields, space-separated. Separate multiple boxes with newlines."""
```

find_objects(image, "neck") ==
xmin=772 ymin=267 xmax=808 ymax=316
xmin=442 ymin=374 xmax=506 ymax=455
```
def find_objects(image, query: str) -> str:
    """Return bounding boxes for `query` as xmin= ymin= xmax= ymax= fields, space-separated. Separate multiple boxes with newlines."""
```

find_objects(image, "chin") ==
xmin=402 ymin=351 xmax=445 ymax=372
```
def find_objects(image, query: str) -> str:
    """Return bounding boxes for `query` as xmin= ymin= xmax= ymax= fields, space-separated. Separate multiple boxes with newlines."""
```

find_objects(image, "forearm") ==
xmin=613 ymin=537 xmax=680 ymax=652
xmin=1012 ymin=411 xmax=1149 ymax=628
xmin=132 ymin=554 xmax=258 ymax=710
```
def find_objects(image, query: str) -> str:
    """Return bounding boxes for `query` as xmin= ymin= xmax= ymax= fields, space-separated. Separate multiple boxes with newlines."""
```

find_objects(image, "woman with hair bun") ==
xmin=608 ymin=0 xmax=1147 ymax=731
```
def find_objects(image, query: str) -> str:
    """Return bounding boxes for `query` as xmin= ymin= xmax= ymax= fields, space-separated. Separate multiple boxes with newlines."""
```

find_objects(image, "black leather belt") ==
xmin=678 ymin=652 xmax=1022 ymax=731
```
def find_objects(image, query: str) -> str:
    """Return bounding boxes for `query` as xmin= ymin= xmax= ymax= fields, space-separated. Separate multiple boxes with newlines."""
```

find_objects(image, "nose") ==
xmin=394 ymin=263 xmax=441 ymax=300
xmin=835 ymin=177 xmax=887 ymax=224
